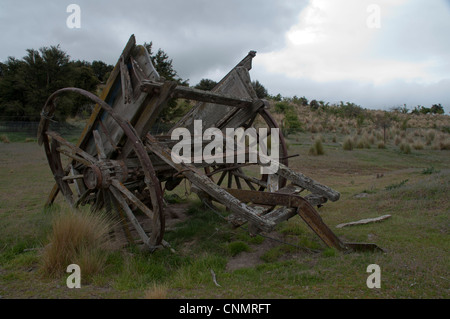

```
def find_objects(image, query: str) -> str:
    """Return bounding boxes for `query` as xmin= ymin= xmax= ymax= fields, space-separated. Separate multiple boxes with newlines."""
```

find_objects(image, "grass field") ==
xmin=0 ymin=111 xmax=449 ymax=299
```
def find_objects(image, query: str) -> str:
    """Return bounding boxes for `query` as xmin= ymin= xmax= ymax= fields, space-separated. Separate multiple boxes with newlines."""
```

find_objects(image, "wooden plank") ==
xmin=225 ymin=188 xmax=348 ymax=250
xmin=170 ymin=52 xmax=259 ymax=135
xmin=77 ymin=34 xmax=137 ymax=150
xmin=120 ymin=81 xmax=177 ymax=159
xmin=336 ymin=215 xmax=391 ymax=229
xmin=140 ymin=81 xmax=255 ymax=108
xmin=84 ymin=45 xmax=159 ymax=158
xmin=119 ymin=55 xmax=133 ymax=104
xmin=276 ymin=163 xmax=341 ymax=202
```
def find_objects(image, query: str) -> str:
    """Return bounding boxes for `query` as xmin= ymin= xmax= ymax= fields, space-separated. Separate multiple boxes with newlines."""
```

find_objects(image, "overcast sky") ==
xmin=1 ymin=0 xmax=449 ymax=113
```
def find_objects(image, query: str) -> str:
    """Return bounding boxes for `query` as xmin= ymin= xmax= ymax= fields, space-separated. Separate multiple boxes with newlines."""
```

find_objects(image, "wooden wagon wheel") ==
xmin=38 ymin=88 xmax=165 ymax=249
xmin=205 ymin=108 xmax=289 ymax=192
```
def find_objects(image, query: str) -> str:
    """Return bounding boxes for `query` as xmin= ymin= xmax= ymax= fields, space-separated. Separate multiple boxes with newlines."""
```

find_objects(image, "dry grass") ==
xmin=413 ymin=141 xmax=424 ymax=150
xmin=309 ymin=139 xmax=325 ymax=156
xmin=399 ymin=142 xmax=412 ymax=154
xmin=144 ymin=283 xmax=169 ymax=299
xmin=342 ymin=136 xmax=354 ymax=150
xmin=40 ymin=208 xmax=115 ymax=279
xmin=1 ymin=134 xmax=10 ymax=143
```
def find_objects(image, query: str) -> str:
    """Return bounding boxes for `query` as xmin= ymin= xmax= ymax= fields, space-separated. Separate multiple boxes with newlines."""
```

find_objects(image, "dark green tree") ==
xmin=430 ymin=104 xmax=444 ymax=114
xmin=309 ymin=99 xmax=319 ymax=110
xmin=0 ymin=45 xmax=103 ymax=121
xmin=143 ymin=42 xmax=187 ymax=85
xmin=91 ymin=60 xmax=114 ymax=83
xmin=292 ymin=95 xmax=308 ymax=106
xmin=143 ymin=42 xmax=190 ymax=123
xmin=251 ymin=80 xmax=268 ymax=99
xmin=195 ymin=79 xmax=217 ymax=91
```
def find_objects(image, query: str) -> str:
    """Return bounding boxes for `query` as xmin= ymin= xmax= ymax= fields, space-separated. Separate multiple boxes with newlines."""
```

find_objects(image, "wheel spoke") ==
xmin=109 ymin=186 xmax=152 ymax=249
xmin=233 ymin=174 xmax=242 ymax=189
xmin=46 ymin=131 xmax=96 ymax=164
xmin=62 ymin=174 xmax=84 ymax=181
xmin=111 ymin=179 xmax=155 ymax=220
xmin=236 ymin=168 xmax=256 ymax=191
xmin=50 ymin=138 xmax=74 ymax=206
xmin=217 ymin=170 xmax=227 ymax=186
xmin=74 ymin=189 xmax=93 ymax=208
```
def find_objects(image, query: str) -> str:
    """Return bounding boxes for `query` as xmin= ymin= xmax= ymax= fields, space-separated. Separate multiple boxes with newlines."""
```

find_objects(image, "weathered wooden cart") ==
xmin=38 ymin=35 xmax=381 ymax=252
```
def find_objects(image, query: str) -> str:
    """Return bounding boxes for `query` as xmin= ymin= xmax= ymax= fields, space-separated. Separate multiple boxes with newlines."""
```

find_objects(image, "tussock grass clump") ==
xmin=342 ymin=136 xmax=354 ymax=150
xmin=377 ymin=141 xmax=386 ymax=149
xmin=41 ymin=209 xmax=115 ymax=280
xmin=356 ymin=137 xmax=371 ymax=149
xmin=1 ymin=134 xmax=10 ymax=143
xmin=399 ymin=142 xmax=412 ymax=154
xmin=425 ymin=129 xmax=436 ymax=145
xmin=309 ymin=139 xmax=325 ymax=156
xmin=413 ymin=142 xmax=424 ymax=150
xmin=429 ymin=137 xmax=450 ymax=150
xmin=437 ymin=140 xmax=450 ymax=150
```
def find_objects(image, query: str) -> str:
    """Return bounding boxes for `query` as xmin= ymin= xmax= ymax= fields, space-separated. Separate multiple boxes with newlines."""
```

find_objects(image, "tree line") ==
xmin=1 ymin=43 xmax=444 ymax=124
xmin=0 ymin=45 xmax=113 ymax=121
xmin=0 ymin=42 xmax=268 ymax=123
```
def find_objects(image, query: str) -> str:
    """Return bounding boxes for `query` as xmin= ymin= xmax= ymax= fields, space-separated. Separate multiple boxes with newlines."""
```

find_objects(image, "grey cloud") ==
xmin=0 ymin=0 xmax=307 ymax=85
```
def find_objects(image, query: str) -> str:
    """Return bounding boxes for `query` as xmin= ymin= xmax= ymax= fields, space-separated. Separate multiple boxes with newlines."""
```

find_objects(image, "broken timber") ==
xmin=336 ymin=215 xmax=392 ymax=229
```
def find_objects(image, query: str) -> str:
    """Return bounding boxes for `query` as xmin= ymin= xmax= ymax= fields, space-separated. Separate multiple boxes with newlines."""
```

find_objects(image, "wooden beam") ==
xmin=336 ymin=215 xmax=391 ymax=229
xmin=140 ymin=81 xmax=259 ymax=109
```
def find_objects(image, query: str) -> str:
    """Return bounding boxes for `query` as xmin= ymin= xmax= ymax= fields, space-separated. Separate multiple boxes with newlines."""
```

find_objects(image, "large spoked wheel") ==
xmin=38 ymin=88 xmax=165 ymax=248
xmin=205 ymin=108 xmax=289 ymax=192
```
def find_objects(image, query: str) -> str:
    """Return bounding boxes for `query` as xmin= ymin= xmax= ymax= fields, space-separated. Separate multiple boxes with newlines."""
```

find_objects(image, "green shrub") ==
xmin=283 ymin=109 xmax=303 ymax=134
xmin=385 ymin=179 xmax=408 ymax=190
xmin=322 ymin=248 xmax=337 ymax=257
xmin=422 ymin=166 xmax=440 ymax=175
xmin=227 ymin=241 xmax=250 ymax=257
xmin=274 ymin=101 xmax=292 ymax=114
